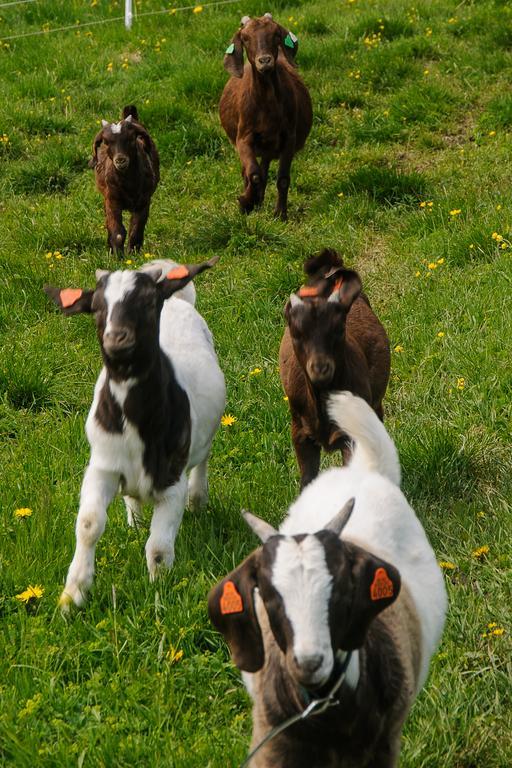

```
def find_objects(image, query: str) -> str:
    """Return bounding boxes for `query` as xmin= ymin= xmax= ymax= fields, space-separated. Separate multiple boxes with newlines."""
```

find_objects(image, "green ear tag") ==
xmin=284 ymin=33 xmax=295 ymax=49
xmin=225 ymin=43 xmax=235 ymax=54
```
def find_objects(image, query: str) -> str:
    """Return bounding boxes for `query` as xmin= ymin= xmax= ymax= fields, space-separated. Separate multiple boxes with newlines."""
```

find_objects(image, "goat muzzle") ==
xmin=103 ymin=328 xmax=135 ymax=358
xmin=306 ymin=357 xmax=335 ymax=386
xmin=255 ymin=54 xmax=275 ymax=72
xmin=113 ymin=154 xmax=130 ymax=171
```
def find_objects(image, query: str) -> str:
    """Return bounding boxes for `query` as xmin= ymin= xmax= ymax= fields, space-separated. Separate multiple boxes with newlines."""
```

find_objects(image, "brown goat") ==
xmin=279 ymin=249 xmax=390 ymax=487
xmin=89 ymin=105 xmax=160 ymax=254
xmin=220 ymin=13 xmax=312 ymax=220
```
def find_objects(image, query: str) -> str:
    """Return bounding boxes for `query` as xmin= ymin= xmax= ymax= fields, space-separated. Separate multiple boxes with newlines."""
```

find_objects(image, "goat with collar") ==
xmin=209 ymin=392 xmax=446 ymax=767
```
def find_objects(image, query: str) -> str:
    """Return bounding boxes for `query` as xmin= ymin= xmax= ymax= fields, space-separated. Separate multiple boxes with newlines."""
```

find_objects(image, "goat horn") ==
xmin=240 ymin=15 xmax=251 ymax=26
xmin=242 ymin=510 xmax=278 ymax=543
xmin=124 ymin=114 xmax=134 ymax=123
xmin=95 ymin=269 xmax=110 ymax=281
xmin=289 ymin=293 xmax=304 ymax=308
xmin=264 ymin=12 xmax=273 ymax=19
xmin=324 ymin=498 xmax=355 ymax=536
xmin=101 ymin=119 xmax=110 ymax=128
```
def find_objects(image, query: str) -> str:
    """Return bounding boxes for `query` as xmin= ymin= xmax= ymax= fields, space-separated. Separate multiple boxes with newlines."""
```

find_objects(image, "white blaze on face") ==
xmin=271 ymin=536 xmax=334 ymax=683
xmin=104 ymin=271 xmax=138 ymax=334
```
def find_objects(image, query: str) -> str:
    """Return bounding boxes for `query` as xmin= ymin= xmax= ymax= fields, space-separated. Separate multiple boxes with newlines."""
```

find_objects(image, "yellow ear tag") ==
xmin=370 ymin=568 xmax=394 ymax=601
xmin=220 ymin=580 xmax=244 ymax=615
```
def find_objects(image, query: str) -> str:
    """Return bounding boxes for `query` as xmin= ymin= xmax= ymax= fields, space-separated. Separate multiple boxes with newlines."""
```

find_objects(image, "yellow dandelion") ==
xmin=15 ymin=508 xmax=32 ymax=518
xmin=249 ymin=367 xmax=262 ymax=376
xmin=16 ymin=585 xmax=44 ymax=603
xmin=487 ymin=622 xmax=497 ymax=629
xmin=193 ymin=5 xmax=203 ymax=13
xmin=492 ymin=628 xmax=505 ymax=636
xmin=488 ymin=130 xmax=496 ymax=137
xmin=394 ymin=345 xmax=404 ymax=353
xmin=501 ymin=242 xmax=508 ymax=249
xmin=427 ymin=262 xmax=437 ymax=270
xmin=419 ymin=201 xmax=427 ymax=208
xmin=167 ymin=645 xmax=184 ymax=664
xmin=427 ymin=201 xmax=434 ymax=208
xmin=456 ymin=377 xmax=465 ymax=390
xmin=439 ymin=561 xmax=456 ymax=570
xmin=496 ymin=204 xmax=502 ymax=211
xmin=437 ymin=331 xmax=445 ymax=338
xmin=415 ymin=271 xmax=421 ymax=277
xmin=337 ymin=192 xmax=344 ymax=198
xmin=449 ymin=209 xmax=461 ymax=216
xmin=125 ymin=259 xmax=133 ymax=266
xmin=283 ymin=395 xmax=289 ymax=401
xmin=437 ymin=257 xmax=444 ymax=264
xmin=221 ymin=414 xmax=236 ymax=427
xmin=423 ymin=69 xmax=430 ymax=76
xmin=472 ymin=545 xmax=489 ymax=559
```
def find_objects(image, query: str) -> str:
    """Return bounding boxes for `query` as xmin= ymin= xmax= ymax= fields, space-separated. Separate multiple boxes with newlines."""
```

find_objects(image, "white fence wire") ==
xmin=0 ymin=0 xmax=242 ymax=42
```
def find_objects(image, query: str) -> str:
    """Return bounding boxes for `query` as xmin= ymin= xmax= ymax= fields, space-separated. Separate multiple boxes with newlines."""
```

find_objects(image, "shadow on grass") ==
xmin=340 ymin=163 xmax=428 ymax=205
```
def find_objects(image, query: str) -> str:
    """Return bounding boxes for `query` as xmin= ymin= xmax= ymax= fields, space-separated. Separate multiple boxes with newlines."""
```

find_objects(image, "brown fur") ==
xmin=219 ymin=15 xmax=312 ymax=220
xmin=279 ymin=251 xmax=390 ymax=487
xmin=90 ymin=105 xmax=160 ymax=255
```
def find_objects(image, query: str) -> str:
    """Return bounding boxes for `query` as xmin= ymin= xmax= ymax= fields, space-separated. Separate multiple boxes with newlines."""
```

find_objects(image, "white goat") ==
xmin=209 ymin=391 xmax=447 ymax=767
xmin=45 ymin=258 xmax=226 ymax=609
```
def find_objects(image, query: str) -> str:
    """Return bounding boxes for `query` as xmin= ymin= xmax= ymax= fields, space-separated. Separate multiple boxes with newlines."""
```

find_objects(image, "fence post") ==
xmin=125 ymin=0 xmax=133 ymax=30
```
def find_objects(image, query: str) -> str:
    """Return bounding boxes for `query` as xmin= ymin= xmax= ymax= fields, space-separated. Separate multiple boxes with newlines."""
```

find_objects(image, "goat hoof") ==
xmin=238 ymin=196 xmax=254 ymax=214
xmin=274 ymin=208 xmax=288 ymax=221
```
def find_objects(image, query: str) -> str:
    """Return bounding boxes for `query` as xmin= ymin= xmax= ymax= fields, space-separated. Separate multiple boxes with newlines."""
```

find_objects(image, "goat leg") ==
xmin=105 ymin=198 xmax=126 ymax=255
xmin=236 ymin=136 xmax=262 ymax=214
xmin=145 ymin=473 xmax=188 ymax=580
xmin=128 ymin=204 xmax=150 ymax=252
xmin=291 ymin=418 xmax=321 ymax=488
xmin=59 ymin=465 xmax=119 ymax=610
xmin=274 ymin=144 xmax=295 ymax=221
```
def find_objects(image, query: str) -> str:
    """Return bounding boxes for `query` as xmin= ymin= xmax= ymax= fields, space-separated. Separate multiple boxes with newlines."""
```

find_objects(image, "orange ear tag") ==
xmin=370 ymin=567 xmax=394 ymax=601
xmin=166 ymin=265 xmax=190 ymax=280
xmin=332 ymin=277 xmax=344 ymax=293
xmin=298 ymin=285 xmax=319 ymax=298
xmin=220 ymin=580 xmax=244 ymax=615
xmin=60 ymin=288 xmax=83 ymax=308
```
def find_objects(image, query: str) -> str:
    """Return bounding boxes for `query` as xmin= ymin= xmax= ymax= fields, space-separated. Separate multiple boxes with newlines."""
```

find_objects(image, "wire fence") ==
xmin=0 ymin=0 xmax=241 ymax=42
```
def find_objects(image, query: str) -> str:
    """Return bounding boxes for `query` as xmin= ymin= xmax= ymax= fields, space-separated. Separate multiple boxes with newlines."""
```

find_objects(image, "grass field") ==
xmin=0 ymin=0 xmax=511 ymax=765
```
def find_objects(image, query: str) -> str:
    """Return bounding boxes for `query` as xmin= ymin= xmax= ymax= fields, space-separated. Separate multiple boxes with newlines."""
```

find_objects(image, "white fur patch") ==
xmin=271 ymin=536 xmax=334 ymax=685
xmin=104 ymin=271 xmax=138 ymax=334
xmin=111 ymin=121 xmax=122 ymax=134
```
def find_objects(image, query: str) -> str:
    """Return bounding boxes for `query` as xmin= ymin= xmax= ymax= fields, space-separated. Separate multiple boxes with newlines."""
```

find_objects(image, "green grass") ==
xmin=0 ymin=0 xmax=511 ymax=765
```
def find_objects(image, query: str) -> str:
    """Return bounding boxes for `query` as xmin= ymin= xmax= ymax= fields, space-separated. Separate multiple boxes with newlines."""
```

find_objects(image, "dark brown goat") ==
xmin=220 ymin=14 xmax=312 ymax=220
xmin=279 ymin=249 xmax=390 ymax=487
xmin=89 ymin=105 xmax=160 ymax=254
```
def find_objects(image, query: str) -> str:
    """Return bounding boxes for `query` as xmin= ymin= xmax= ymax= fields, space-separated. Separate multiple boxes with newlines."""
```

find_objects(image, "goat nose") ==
xmin=113 ymin=154 xmax=129 ymax=169
xmin=295 ymin=653 xmax=324 ymax=674
xmin=257 ymin=54 xmax=273 ymax=66
xmin=104 ymin=328 xmax=133 ymax=349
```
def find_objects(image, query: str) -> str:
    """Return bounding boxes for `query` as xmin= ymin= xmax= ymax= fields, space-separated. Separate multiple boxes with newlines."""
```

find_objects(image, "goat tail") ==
xmin=328 ymin=392 xmax=401 ymax=486
xmin=122 ymin=104 xmax=139 ymax=121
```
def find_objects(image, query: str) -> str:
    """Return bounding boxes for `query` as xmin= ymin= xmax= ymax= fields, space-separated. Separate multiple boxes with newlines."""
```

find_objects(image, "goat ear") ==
xmin=278 ymin=25 xmax=299 ymax=65
xmin=243 ymin=510 xmax=278 ymax=543
xmin=158 ymin=256 xmax=219 ymax=300
xmin=208 ymin=550 xmax=265 ymax=672
xmin=134 ymin=125 xmax=153 ymax=154
xmin=89 ymin=130 xmax=104 ymax=169
xmin=224 ymin=30 xmax=244 ymax=78
xmin=44 ymin=285 xmax=95 ymax=316
xmin=342 ymin=543 xmax=401 ymax=649
xmin=328 ymin=269 xmax=362 ymax=311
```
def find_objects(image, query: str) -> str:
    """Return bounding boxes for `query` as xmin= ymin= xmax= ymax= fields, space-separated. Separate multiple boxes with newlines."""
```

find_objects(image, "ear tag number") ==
xmin=60 ymin=288 xmax=83 ymax=308
xmin=284 ymin=33 xmax=296 ymax=48
xmin=220 ymin=580 xmax=244 ymax=615
xmin=225 ymin=43 xmax=235 ymax=54
xmin=298 ymin=285 xmax=319 ymax=298
xmin=370 ymin=568 xmax=394 ymax=601
xmin=166 ymin=265 xmax=190 ymax=280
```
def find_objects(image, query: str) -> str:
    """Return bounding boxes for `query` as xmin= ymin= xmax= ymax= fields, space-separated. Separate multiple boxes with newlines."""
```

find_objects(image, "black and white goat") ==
xmin=45 ymin=258 xmax=226 ymax=609
xmin=209 ymin=392 xmax=446 ymax=767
